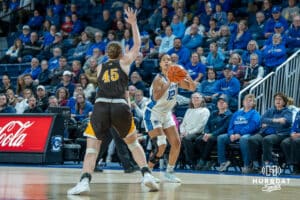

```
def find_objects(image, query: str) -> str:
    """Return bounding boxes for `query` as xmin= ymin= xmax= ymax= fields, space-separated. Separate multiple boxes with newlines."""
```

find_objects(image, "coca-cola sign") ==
xmin=0 ymin=116 xmax=54 ymax=152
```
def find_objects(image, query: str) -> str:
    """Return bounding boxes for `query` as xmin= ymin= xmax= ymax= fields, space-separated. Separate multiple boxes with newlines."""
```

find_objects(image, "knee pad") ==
xmin=85 ymin=148 xmax=98 ymax=155
xmin=157 ymin=135 xmax=167 ymax=146
xmin=127 ymin=139 xmax=140 ymax=151
xmin=149 ymin=137 xmax=162 ymax=165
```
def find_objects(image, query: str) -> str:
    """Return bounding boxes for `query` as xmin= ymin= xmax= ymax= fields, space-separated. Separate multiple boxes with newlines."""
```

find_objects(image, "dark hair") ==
xmin=0 ymin=93 xmax=8 ymax=106
xmin=274 ymin=92 xmax=288 ymax=106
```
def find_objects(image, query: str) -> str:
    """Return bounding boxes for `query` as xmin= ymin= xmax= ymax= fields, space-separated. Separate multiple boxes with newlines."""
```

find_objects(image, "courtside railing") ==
xmin=238 ymin=49 xmax=300 ymax=114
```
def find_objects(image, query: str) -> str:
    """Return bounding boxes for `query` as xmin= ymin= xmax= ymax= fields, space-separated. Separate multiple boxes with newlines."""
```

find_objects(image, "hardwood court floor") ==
xmin=0 ymin=166 xmax=300 ymax=200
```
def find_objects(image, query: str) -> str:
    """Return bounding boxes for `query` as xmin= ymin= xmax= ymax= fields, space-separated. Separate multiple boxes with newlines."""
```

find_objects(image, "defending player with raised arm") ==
xmin=67 ymin=8 xmax=159 ymax=195
xmin=144 ymin=54 xmax=196 ymax=183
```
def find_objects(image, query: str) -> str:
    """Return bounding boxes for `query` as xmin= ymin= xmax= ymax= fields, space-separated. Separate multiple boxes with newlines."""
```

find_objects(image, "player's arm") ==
xmin=96 ymin=64 xmax=102 ymax=78
xmin=178 ymin=74 xmax=197 ymax=91
xmin=120 ymin=7 xmax=141 ymax=74
xmin=152 ymin=75 xmax=171 ymax=101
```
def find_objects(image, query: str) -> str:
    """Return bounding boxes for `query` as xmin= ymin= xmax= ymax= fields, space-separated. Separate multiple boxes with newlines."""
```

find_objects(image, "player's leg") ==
xmin=67 ymin=122 xmax=102 ymax=195
xmin=143 ymin=110 xmax=167 ymax=170
xmin=111 ymin=104 xmax=159 ymax=191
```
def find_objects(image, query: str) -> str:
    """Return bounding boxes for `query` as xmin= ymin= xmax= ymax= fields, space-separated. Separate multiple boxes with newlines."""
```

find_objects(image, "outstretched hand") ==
xmin=124 ymin=7 xmax=137 ymax=25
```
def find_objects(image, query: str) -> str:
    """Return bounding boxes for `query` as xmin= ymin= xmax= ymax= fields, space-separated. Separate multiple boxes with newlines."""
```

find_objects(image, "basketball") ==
xmin=167 ymin=65 xmax=187 ymax=83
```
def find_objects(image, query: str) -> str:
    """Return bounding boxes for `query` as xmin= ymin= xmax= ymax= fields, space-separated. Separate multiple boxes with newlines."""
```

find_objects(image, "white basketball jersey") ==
xmin=146 ymin=75 xmax=178 ymax=114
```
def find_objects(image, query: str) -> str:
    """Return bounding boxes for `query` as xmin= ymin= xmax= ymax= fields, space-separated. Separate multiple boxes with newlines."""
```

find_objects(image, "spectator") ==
xmin=70 ymin=13 xmax=84 ymax=37
xmin=36 ymin=60 xmax=51 ymax=86
xmin=181 ymin=92 xmax=210 ymax=167
xmin=249 ymin=11 xmax=266 ymax=46
xmin=167 ymin=37 xmax=190 ymax=66
xmin=19 ymin=25 xmax=31 ymax=44
xmin=184 ymin=52 xmax=206 ymax=84
xmin=23 ymin=73 xmax=37 ymax=93
xmin=287 ymin=97 xmax=300 ymax=122
xmin=129 ymin=71 xmax=147 ymax=96
xmin=0 ymin=39 xmax=23 ymax=64
xmin=41 ymin=25 xmax=57 ymax=49
xmin=194 ymin=94 xmax=232 ymax=170
xmin=263 ymin=22 xmax=287 ymax=47
xmin=206 ymin=42 xmax=225 ymax=72
xmin=264 ymin=6 xmax=289 ymax=39
xmin=226 ymin=11 xmax=238 ymax=36
xmin=68 ymin=31 xmax=91 ymax=62
xmin=261 ymin=0 xmax=272 ymax=20
xmin=51 ymin=0 xmax=65 ymax=16
xmin=27 ymin=9 xmax=44 ymax=31
xmin=121 ymin=28 xmax=134 ymax=52
xmin=6 ymin=88 xmax=18 ymax=107
xmin=45 ymin=7 xmax=60 ymax=28
xmin=47 ymin=47 xmax=62 ymax=71
xmin=196 ymin=47 xmax=207 ymax=64
xmin=198 ymin=68 xmax=217 ymax=103
xmin=216 ymin=25 xmax=231 ymax=53
xmin=15 ymin=88 xmax=32 ymax=114
xmin=41 ymin=32 xmax=65 ymax=60
xmin=130 ymin=53 xmax=152 ymax=84
xmin=78 ymin=74 xmax=95 ymax=100
xmin=16 ymin=75 xmax=26 ymax=96
xmin=218 ymin=94 xmax=261 ymax=173
xmin=84 ymin=57 xmax=98 ymax=87
xmin=22 ymin=57 xmax=41 ymax=80
xmin=46 ymin=95 xmax=59 ymax=109
xmin=0 ymin=93 xmax=16 ymax=113
xmin=182 ymin=24 xmax=203 ymax=52
xmin=170 ymin=14 xmax=185 ymax=39
xmin=213 ymin=3 xmax=227 ymax=27
xmin=0 ymin=75 xmax=15 ymax=94
xmin=281 ymin=0 xmax=299 ymax=23
xmin=56 ymin=70 xmax=75 ymax=97
xmin=134 ymin=0 xmax=149 ymax=31
xmin=262 ymin=33 xmax=287 ymax=73
xmin=19 ymin=32 xmax=42 ymax=62
xmin=96 ymin=9 xmax=113 ymax=37
xmin=213 ymin=64 xmax=241 ymax=111
xmin=111 ymin=9 xmax=124 ymax=30
xmin=61 ymin=15 xmax=73 ymax=35
xmin=49 ymin=56 xmax=72 ymax=86
xmin=24 ymin=95 xmax=43 ymax=113
xmin=56 ymin=87 xmax=69 ymax=106
xmin=243 ymin=53 xmax=264 ymax=88
xmin=228 ymin=19 xmax=252 ymax=55
xmin=170 ymin=53 xmax=180 ymax=65
xmin=159 ymin=26 xmax=176 ymax=56
xmin=115 ymin=20 xmax=125 ymax=41
xmin=86 ymin=32 xmax=106 ymax=59
xmin=205 ymin=18 xmax=219 ymax=45
xmin=0 ymin=3 xmax=11 ymax=36
xmin=140 ymin=31 xmax=154 ymax=57
xmin=35 ymin=85 xmax=48 ymax=111
xmin=71 ymin=60 xmax=84 ymax=84
xmin=228 ymin=53 xmax=246 ymax=83
xmin=242 ymin=40 xmax=262 ymax=65
xmin=9 ymin=0 xmax=19 ymax=11
xmin=199 ymin=2 xmax=214 ymax=30
xmin=286 ymin=15 xmax=300 ymax=55
xmin=248 ymin=93 xmax=292 ymax=172
xmin=184 ymin=15 xmax=205 ymax=36
xmin=130 ymin=89 xmax=149 ymax=130
xmin=70 ymin=93 xmax=93 ymax=122
xmin=281 ymin=110 xmax=300 ymax=175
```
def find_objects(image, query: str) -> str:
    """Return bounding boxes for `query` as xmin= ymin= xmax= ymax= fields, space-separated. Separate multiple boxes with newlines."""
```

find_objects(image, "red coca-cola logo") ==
xmin=0 ymin=116 xmax=54 ymax=152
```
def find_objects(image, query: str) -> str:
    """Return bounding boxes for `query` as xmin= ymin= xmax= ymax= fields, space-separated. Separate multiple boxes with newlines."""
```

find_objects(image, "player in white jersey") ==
xmin=143 ymin=54 xmax=196 ymax=182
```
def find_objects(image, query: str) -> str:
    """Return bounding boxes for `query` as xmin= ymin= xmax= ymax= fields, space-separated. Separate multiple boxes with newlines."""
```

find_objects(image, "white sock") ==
xmin=166 ymin=164 xmax=175 ymax=173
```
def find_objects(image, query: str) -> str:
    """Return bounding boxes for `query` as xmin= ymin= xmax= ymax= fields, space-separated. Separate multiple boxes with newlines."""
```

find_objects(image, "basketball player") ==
xmin=144 ymin=54 xmax=196 ymax=182
xmin=67 ymin=8 xmax=159 ymax=195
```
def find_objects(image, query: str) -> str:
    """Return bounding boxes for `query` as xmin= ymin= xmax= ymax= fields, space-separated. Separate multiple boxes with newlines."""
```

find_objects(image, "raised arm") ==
xmin=120 ymin=7 xmax=141 ymax=69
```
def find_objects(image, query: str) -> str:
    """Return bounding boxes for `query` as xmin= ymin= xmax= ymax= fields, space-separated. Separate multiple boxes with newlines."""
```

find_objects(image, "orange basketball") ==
xmin=167 ymin=65 xmax=187 ymax=83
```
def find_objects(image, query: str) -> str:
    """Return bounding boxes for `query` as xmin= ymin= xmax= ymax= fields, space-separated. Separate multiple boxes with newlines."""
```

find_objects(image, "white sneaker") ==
xmin=153 ymin=176 xmax=161 ymax=183
xmin=142 ymin=173 xmax=159 ymax=192
xmin=67 ymin=180 xmax=90 ymax=195
xmin=164 ymin=172 xmax=181 ymax=183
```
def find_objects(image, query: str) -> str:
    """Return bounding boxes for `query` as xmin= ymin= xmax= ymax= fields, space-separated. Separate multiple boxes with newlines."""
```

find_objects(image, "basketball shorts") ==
xmin=143 ymin=109 xmax=175 ymax=132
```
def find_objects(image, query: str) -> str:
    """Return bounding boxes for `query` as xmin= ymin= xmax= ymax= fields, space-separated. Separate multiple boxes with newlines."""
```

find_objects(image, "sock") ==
xmin=80 ymin=172 xmax=92 ymax=183
xmin=166 ymin=164 xmax=175 ymax=173
xmin=141 ymin=166 xmax=151 ymax=176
